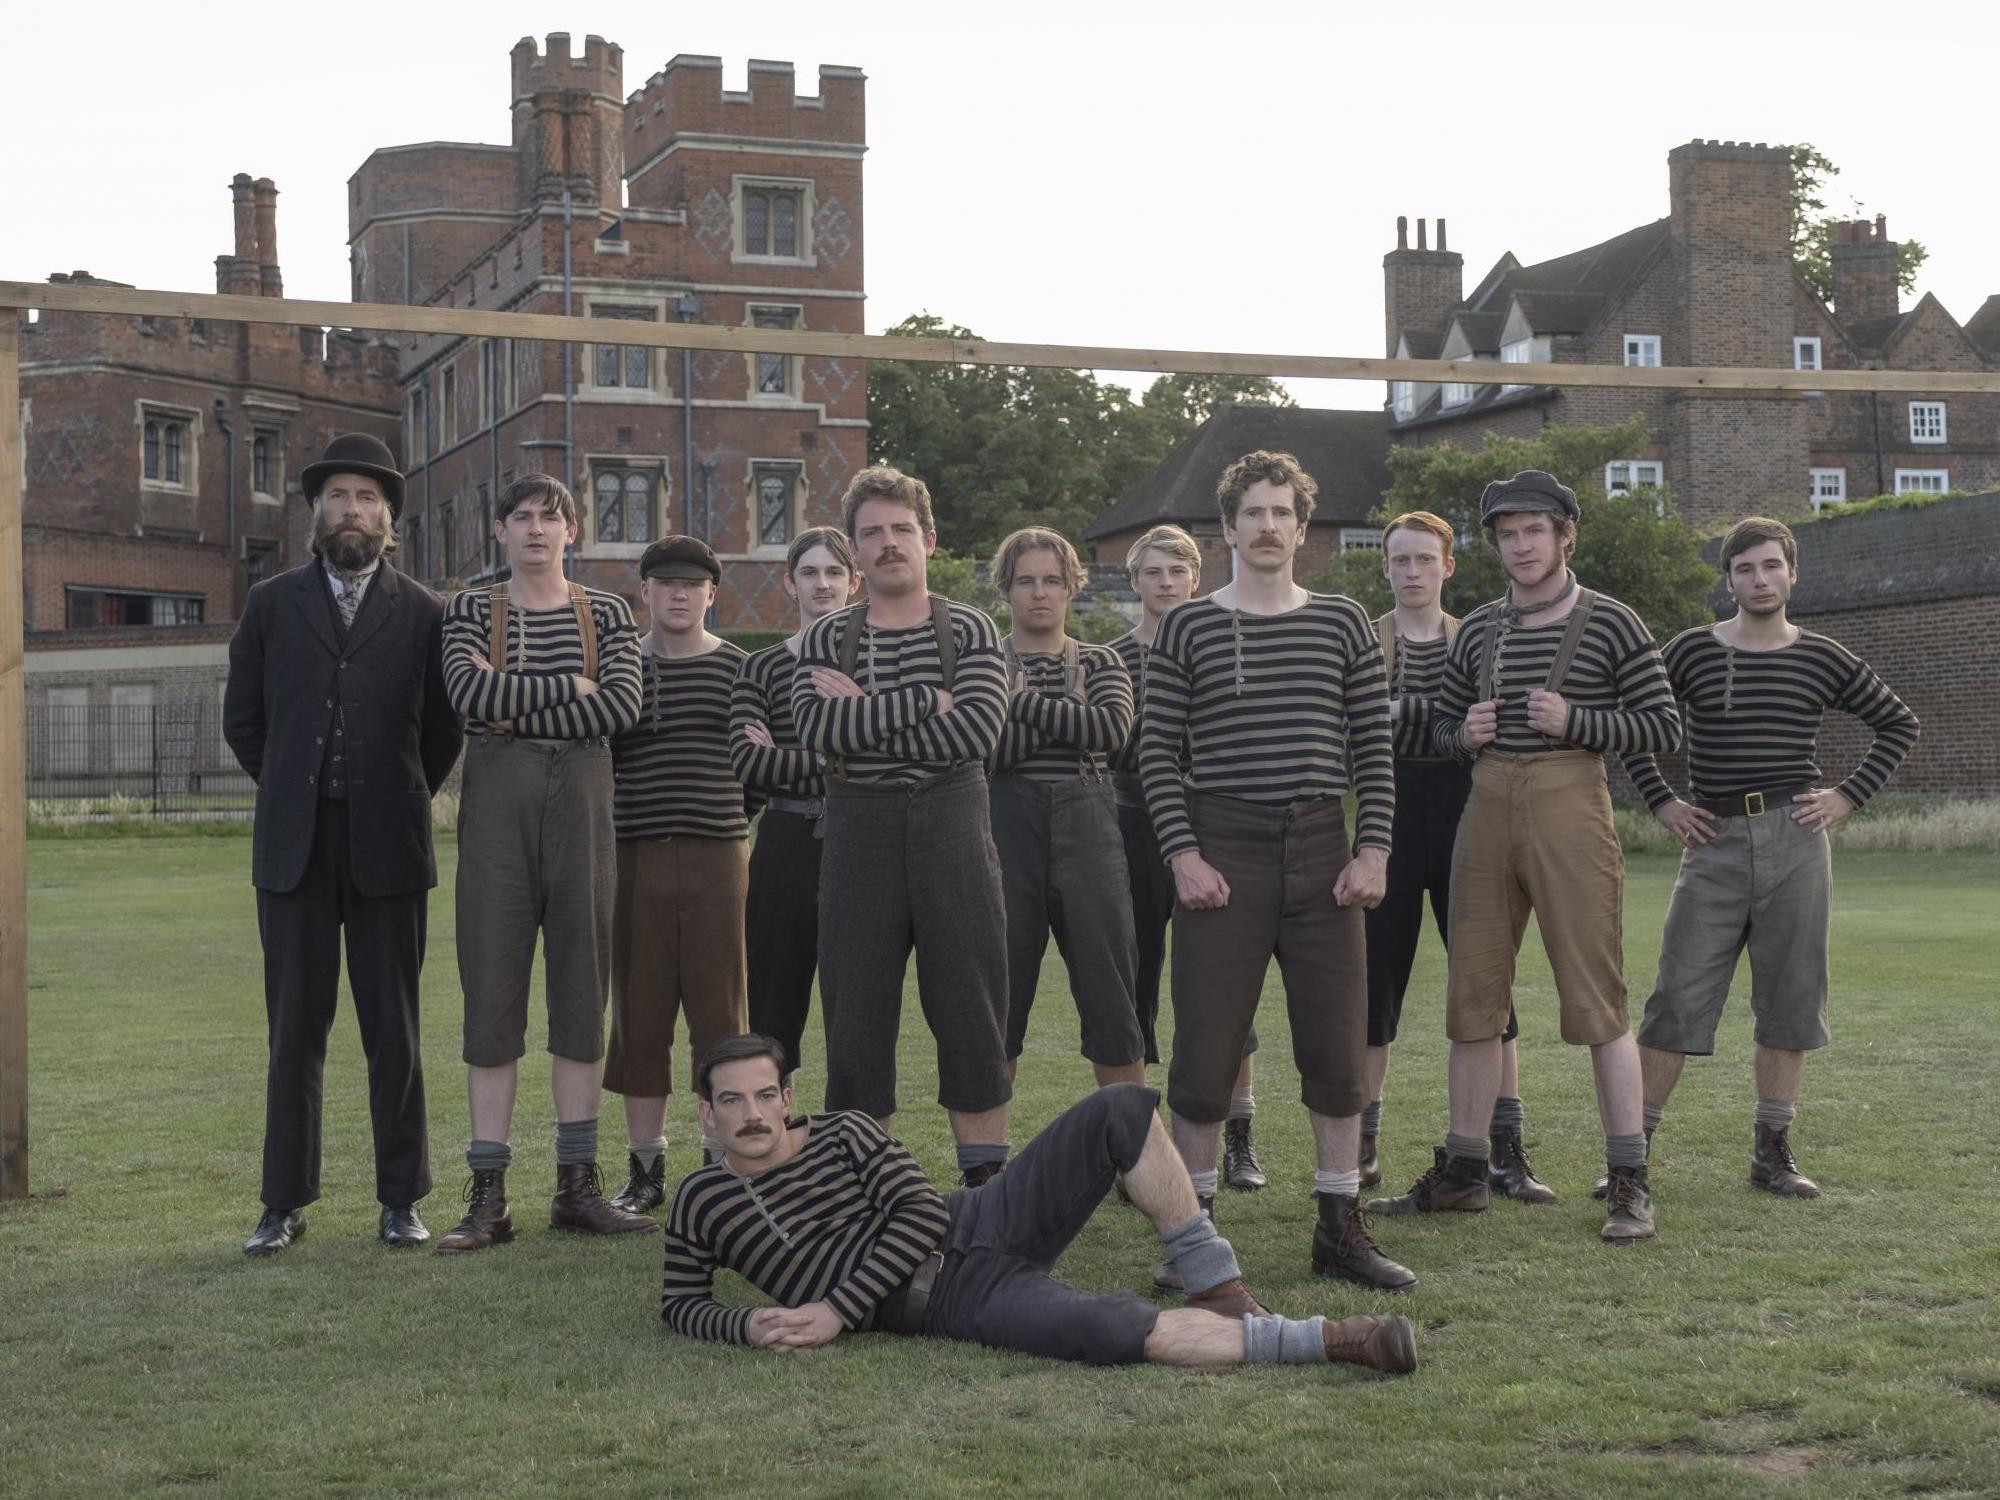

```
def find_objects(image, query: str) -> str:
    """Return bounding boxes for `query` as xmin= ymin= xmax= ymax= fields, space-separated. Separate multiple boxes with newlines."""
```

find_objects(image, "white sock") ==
xmin=1315 ymin=1169 xmax=1361 ymax=1199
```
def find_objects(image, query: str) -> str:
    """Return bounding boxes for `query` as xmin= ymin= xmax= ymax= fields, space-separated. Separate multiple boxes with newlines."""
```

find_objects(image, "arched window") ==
xmin=143 ymin=421 xmax=160 ymax=480
xmin=593 ymin=469 xmax=656 ymax=545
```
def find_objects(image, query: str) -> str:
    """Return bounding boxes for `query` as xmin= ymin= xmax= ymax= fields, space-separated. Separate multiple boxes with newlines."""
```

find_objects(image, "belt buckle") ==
xmin=1744 ymin=791 xmax=1765 ymax=818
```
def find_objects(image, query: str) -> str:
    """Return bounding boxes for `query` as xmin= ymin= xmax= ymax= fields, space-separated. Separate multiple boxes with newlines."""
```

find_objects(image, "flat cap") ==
xmin=1480 ymin=470 xmax=1579 ymax=526
xmin=639 ymin=534 xmax=721 ymax=584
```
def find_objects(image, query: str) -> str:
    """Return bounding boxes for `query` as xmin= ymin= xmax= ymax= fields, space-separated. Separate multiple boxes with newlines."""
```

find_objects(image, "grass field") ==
xmin=4 ymin=837 xmax=1997 ymax=1499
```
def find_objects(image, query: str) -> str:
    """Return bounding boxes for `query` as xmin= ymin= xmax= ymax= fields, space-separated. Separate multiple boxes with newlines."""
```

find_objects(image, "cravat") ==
xmin=336 ymin=577 xmax=362 ymax=630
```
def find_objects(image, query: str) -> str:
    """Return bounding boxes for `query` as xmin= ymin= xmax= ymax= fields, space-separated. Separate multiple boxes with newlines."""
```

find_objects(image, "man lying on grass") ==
xmin=660 ymin=1034 xmax=1416 ymax=1374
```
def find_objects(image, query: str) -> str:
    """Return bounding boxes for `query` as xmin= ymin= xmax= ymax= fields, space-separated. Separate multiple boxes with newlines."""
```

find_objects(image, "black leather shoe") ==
xmin=244 ymin=1207 xmax=305 ymax=1256
xmin=1359 ymin=1132 xmax=1382 ymax=1190
xmin=610 ymin=1151 xmax=667 ymax=1214
xmin=959 ymin=1160 xmax=1006 ymax=1190
xmin=379 ymin=1204 xmax=430 ymax=1247
xmin=1488 ymin=1130 xmax=1559 ymax=1205
xmin=1312 ymin=1193 xmax=1418 ymax=1292
xmin=1750 ymin=1124 xmax=1820 ymax=1198
xmin=1223 ymin=1117 xmax=1267 ymax=1191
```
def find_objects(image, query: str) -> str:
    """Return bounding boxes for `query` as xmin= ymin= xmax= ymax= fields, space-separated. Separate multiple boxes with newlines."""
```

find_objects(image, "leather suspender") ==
xmin=484 ymin=581 xmax=598 ymax=735
xmin=1375 ymin=611 xmax=1461 ymax=694
xmin=827 ymin=595 xmax=958 ymax=777
xmin=1003 ymin=635 xmax=1102 ymax=776
xmin=1476 ymin=589 xmax=1598 ymax=746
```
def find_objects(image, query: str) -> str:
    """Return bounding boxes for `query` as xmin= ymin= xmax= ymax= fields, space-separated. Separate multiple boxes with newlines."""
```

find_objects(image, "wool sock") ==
xmin=1188 ymin=1168 xmax=1219 ymax=1201
xmin=467 ymin=1138 xmax=512 ymax=1173
xmin=955 ymin=1142 xmax=1008 ymax=1171
xmin=629 ymin=1137 xmax=667 ymax=1171
xmin=1243 ymin=1313 xmax=1330 ymax=1365
xmin=1158 ymin=1211 xmax=1242 ymax=1296
xmin=1361 ymin=1099 xmax=1383 ymax=1136
xmin=1605 ymin=1132 xmax=1649 ymax=1170
xmin=1754 ymin=1098 xmax=1797 ymax=1130
xmin=1444 ymin=1132 xmax=1489 ymax=1165
xmin=1314 ymin=1169 xmax=1361 ymax=1199
xmin=555 ymin=1118 xmax=598 ymax=1167
xmin=1643 ymin=1103 xmax=1665 ymax=1133
xmin=1490 ymin=1095 xmax=1525 ymax=1135
xmin=1228 ymin=1085 xmax=1256 ymax=1120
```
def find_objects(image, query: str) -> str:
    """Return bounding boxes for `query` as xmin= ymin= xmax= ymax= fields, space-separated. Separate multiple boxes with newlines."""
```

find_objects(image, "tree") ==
xmin=1308 ymin=417 xmax=1717 ymax=647
xmin=1788 ymin=144 xmax=1928 ymax=306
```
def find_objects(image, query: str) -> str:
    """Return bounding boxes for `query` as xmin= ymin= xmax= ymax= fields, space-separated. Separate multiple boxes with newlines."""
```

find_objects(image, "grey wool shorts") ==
xmin=1637 ymin=805 xmax=1833 ymax=1055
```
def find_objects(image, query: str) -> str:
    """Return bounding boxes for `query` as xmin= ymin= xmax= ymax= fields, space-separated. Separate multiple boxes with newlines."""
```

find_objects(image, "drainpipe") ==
xmin=699 ymin=458 xmax=718 ymax=629
xmin=675 ymin=293 xmax=699 ymax=536
xmin=213 ymin=400 xmax=237 ymax=605
xmin=1869 ymin=392 xmax=1885 ymax=497
xmin=562 ymin=189 xmax=575 ymax=577
xmin=486 ymin=338 xmax=501 ymax=578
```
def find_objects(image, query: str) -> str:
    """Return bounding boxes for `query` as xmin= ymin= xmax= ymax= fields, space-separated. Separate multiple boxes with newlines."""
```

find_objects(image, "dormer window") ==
xmin=1622 ymin=334 xmax=1661 ymax=368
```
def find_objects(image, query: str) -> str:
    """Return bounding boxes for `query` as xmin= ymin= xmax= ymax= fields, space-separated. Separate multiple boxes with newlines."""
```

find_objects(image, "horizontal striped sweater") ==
xmin=1384 ymin=630 xmax=1455 ymax=762
xmin=442 ymin=585 xmax=641 ymax=741
xmin=1624 ymin=626 xmax=1918 ymax=811
xmin=729 ymin=641 xmax=822 ymax=798
xmin=612 ymin=639 xmax=753 ymax=840
xmin=990 ymin=639 xmax=1134 ymax=781
xmin=790 ymin=601 xmax=1008 ymax=786
xmin=1140 ymin=594 xmax=1395 ymax=859
xmin=1429 ymin=595 xmax=1681 ymax=760
xmin=659 ymin=1111 xmax=952 ymax=1345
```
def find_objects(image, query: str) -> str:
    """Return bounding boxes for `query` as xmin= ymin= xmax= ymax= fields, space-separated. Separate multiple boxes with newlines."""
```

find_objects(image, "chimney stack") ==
xmin=252 ymin=178 xmax=281 ymax=296
xmin=1383 ymin=215 xmax=1464 ymax=357
xmin=217 ymin=174 xmax=263 ymax=295
xmin=1830 ymin=215 xmax=1899 ymax=322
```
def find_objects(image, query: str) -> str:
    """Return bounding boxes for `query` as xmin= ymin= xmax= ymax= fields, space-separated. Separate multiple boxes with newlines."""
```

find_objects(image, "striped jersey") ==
xmin=442 ymin=585 xmax=641 ymax=741
xmin=990 ymin=639 xmax=1134 ymax=782
xmin=1430 ymin=596 xmax=1680 ymax=760
xmin=1385 ymin=631 xmax=1454 ymax=762
xmin=1140 ymin=593 xmax=1396 ymax=859
xmin=791 ymin=601 xmax=1008 ymax=786
xmin=612 ymin=639 xmax=753 ymax=840
xmin=659 ymin=1111 xmax=953 ymax=1345
xmin=729 ymin=641 xmax=822 ymax=798
xmin=1624 ymin=626 xmax=1918 ymax=811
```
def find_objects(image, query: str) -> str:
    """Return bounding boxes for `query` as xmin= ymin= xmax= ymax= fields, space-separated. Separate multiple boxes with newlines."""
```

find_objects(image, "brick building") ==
xmin=360 ymin=33 xmax=868 ymax=627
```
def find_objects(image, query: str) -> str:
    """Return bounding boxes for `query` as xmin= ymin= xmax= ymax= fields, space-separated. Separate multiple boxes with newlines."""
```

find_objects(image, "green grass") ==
xmin=4 ymin=840 xmax=1997 ymax=1499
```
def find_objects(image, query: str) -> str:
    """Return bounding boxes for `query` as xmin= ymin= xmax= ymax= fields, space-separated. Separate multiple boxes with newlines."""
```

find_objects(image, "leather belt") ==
xmin=1692 ymin=784 xmax=1816 ymax=819
xmin=766 ymin=795 xmax=825 ymax=818
xmin=881 ymin=1250 xmax=943 ymax=1336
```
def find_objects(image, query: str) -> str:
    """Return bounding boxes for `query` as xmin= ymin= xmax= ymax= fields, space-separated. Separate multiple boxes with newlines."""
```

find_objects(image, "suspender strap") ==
xmin=931 ymin=595 xmax=957 ymax=687
xmin=483 ymin=581 xmax=598 ymax=736
xmin=1543 ymin=589 xmax=1597 ymax=694
xmin=1443 ymin=614 xmax=1461 ymax=647
xmin=826 ymin=596 xmax=959 ymax=779
xmin=1478 ymin=608 xmax=1502 ymax=706
xmin=570 ymin=581 xmax=598 ymax=684
xmin=836 ymin=601 xmax=866 ymax=680
xmin=1374 ymin=614 xmax=1395 ymax=689
xmin=1002 ymin=634 xmax=1100 ymax=776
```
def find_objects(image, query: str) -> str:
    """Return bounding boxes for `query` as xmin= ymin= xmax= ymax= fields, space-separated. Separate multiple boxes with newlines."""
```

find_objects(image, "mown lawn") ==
xmin=3 ymin=837 xmax=1997 ymax=1499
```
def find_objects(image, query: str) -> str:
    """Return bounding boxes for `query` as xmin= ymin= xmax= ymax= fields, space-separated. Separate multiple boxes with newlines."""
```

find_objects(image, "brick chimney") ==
xmin=1830 ymin=215 xmax=1898 ymax=322
xmin=215 ymin=174 xmax=263 ymax=294
xmin=1668 ymin=140 xmax=1793 ymax=366
xmin=1383 ymin=216 xmax=1463 ymax=355
xmin=252 ymin=178 xmax=282 ymax=296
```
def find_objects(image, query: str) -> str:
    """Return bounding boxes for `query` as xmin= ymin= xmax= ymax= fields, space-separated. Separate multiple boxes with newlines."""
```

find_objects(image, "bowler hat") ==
xmin=640 ymin=534 xmax=722 ymax=585
xmin=301 ymin=433 xmax=405 ymax=519
xmin=1479 ymin=470 xmax=1579 ymax=527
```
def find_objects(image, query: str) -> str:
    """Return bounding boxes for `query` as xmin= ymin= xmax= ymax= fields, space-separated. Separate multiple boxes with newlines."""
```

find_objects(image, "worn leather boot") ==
xmin=1600 ymin=1164 xmax=1657 ymax=1244
xmin=1311 ymin=1193 xmax=1418 ymax=1292
xmin=435 ymin=1169 xmax=514 ymax=1255
xmin=551 ymin=1162 xmax=655 ymax=1235
xmin=609 ymin=1151 xmax=667 ymax=1214
xmin=243 ymin=1208 xmax=305 ymax=1257
xmin=1487 ymin=1130 xmax=1558 ymax=1204
xmin=1152 ymin=1194 xmax=1214 ymax=1292
xmin=1322 ymin=1313 xmax=1418 ymax=1375
xmin=1359 ymin=1133 xmax=1382 ymax=1190
xmin=1750 ymin=1124 xmax=1820 ymax=1198
xmin=1593 ymin=1125 xmax=1654 ymax=1200
xmin=1367 ymin=1146 xmax=1488 ymax=1216
xmin=1223 ymin=1117 xmax=1267 ymax=1191
xmin=1183 ymin=1277 xmax=1269 ymax=1318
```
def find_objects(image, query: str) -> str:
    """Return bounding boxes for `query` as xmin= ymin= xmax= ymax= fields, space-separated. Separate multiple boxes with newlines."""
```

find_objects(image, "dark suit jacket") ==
xmin=225 ymin=560 xmax=464 ymax=896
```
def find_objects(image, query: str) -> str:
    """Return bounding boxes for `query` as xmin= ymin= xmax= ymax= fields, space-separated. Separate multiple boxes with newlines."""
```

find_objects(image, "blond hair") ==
xmin=1124 ymin=524 xmax=1202 ymax=575
xmin=991 ymin=526 xmax=1087 ymax=592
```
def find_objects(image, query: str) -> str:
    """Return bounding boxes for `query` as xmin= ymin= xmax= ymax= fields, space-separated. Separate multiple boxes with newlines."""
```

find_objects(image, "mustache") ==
xmin=735 ymin=1123 xmax=772 ymax=1137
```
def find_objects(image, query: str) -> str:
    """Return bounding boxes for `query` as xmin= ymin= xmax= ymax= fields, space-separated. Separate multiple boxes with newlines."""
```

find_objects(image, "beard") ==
xmin=315 ymin=509 xmax=389 ymax=573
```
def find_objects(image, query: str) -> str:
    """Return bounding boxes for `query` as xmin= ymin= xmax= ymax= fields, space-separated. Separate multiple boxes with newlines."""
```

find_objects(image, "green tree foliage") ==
xmin=868 ymin=314 xmax=1291 ymax=556
xmin=1308 ymin=417 xmax=1717 ymax=645
xmin=1788 ymin=144 xmax=1928 ymax=305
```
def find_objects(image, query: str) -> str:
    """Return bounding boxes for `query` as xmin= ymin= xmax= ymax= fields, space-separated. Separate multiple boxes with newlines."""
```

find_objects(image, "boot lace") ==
xmin=463 ymin=1171 xmax=500 ymax=1210
xmin=1606 ymin=1168 xmax=1644 ymax=1215
xmin=1341 ymin=1200 xmax=1384 ymax=1254
xmin=1767 ymin=1129 xmax=1799 ymax=1174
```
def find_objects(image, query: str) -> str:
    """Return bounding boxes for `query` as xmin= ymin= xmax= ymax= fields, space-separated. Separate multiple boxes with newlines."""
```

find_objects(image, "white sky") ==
xmin=8 ymin=1 xmax=1997 ymax=411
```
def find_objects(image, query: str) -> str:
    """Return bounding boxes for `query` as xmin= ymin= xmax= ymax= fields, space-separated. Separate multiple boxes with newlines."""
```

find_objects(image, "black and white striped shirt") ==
xmin=1141 ymin=594 xmax=1396 ymax=859
xmin=659 ymin=1112 xmax=953 ymax=1345
xmin=1386 ymin=631 xmax=1454 ymax=762
xmin=791 ymin=602 xmax=1008 ymax=786
xmin=729 ymin=641 xmax=822 ymax=798
xmin=990 ymin=640 xmax=1133 ymax=782
xmin=1624 ymin=627 xmax=1918 ymax=811
xmin=1430 ymin=597 xmax=1680 ymax=760
xmin=443 ymin=586 xmax=641 ymax=741
xmin=612 ymin=640 xmax=753 ymax=840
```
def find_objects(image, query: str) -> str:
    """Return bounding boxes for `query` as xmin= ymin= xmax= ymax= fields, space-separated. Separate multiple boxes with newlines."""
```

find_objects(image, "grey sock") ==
xmin=1490 ymin=1095 xmax=1525 ymax=1135
xmin=955 ymin=1142 xmax=1008 ymax=1170
xmin=1755 ymin=1098 xmax=1797 ymax=1130
xmin=1158 ymin=1211 xmax=1243 ymax=1296
xmin=1444 ymin=1132 xmax=1489 ymax=1164
xmin=1228 ymin=1085 xmax=1255 ymax=1121
xmin=1243 ymin=1313 xmax=1329 ymax=1365
xmin=555 ymin=1118 xmax=598 ymax=1167
xmin=467 ymin=1138 xmax=512 ymax=1173
xmin=629 ymin=1137 xmax=667 ymax=1171
xmin=1361 ymin=1100 xmax=1383 ymax=1136
xmin=1643 ymin=1103 xmax=1665 ymax=1133
xmin=1605 ymin=1132 xmax=1649 ymax=1169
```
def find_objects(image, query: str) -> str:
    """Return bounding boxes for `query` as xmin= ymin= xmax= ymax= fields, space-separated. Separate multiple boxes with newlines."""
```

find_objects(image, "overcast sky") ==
xmin=9 ymin=1 xmax=1996 ymax=411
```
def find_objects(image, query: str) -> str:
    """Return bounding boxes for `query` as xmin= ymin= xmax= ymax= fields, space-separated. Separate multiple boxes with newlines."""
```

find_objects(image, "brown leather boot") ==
xmin=551 ymin=1162 xmax=656 ymax=1235
xmin=1600 ymin=1164 xmax=1657 ymax=1244
xmin=435 ymin=1169 xmax=514 ymax=1255
xmin=1183 ymin=1277 xmax=1270 ymax=1318
xmin=609 ymin=1151 xmax=666 ymax=1214
xmin=1321 ymin=1313 xmax=1418 ymax=1375
xmin=1593 ymin=1125 xmax=1654 ymax=1200
xmin=1750 ymin=1124 xmax=1820 ymax=1198
xmin=1311 ymin=1193 xmax=1417 ymax=1292
xmin=1359 ymin=1133 xmax=1382 ymax=1190
xmin=1487 ymin=1130 xmax=1558 ymax=1204
xmin=1367 ymin=1146 xmax=1488 ymax=1215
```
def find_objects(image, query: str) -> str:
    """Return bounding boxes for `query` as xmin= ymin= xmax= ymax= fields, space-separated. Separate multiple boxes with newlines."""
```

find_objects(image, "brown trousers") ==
xmin=603 ymin=834 xmax=750 ymax=1097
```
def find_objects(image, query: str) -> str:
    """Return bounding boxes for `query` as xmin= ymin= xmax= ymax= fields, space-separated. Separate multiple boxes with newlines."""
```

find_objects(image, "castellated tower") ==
xmin=511 ymin=32 xmax=625 ymax=209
